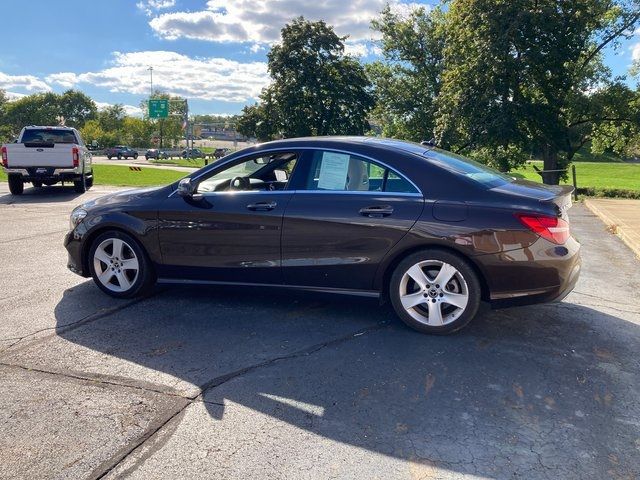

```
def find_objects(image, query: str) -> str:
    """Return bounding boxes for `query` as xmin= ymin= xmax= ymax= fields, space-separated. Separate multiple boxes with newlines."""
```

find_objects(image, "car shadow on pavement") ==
xmin=0 ymin=185 xmax=85 ymax=204
xmin=53 ymin=281 xmax=640 ymax=478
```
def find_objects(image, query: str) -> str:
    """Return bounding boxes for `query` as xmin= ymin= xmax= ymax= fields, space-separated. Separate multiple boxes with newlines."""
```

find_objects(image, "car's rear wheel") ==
xmin=32 ymin=180 xmax=43 ymax=188
xmin=8 ymin=174 xmax=24 ymax=195
xmin=86 ymin=173 xmax=94 ymax=189
xmin=88 ymin=231 xmax=155 ymax=298
xmin=389 ymin=249 xmax=481 ymax=334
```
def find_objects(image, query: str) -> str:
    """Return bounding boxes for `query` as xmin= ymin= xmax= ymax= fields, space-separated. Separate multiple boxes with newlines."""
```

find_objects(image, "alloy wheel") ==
xmin=93 ymin=237 xmax=140 ymax=293
xmin=398 ymin=260 xmax=469 ymax=326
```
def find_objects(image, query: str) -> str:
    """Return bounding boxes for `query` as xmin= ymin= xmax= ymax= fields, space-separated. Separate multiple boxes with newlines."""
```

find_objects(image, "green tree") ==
xmin=369 ymin=5 xmax=446 ymax=142
xmin=4 ymin=92 xmax=61 ymax=130
xmin=58 ymin=89 xmax=97 ymax=128
xmin=435 ymin=0 xmax=640 ymax=182
xmin=97 ymin=104 xmax=126 ymax=132
xmin=121 ymin=117 xmax=153 ymax=147
xmin=237 ymin=17 xmax=374 ymax=140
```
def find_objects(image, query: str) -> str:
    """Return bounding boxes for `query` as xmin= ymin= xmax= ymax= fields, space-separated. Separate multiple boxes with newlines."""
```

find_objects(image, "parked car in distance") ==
xmin=181 ymin=148 xmax=204 ymax=159
xmin=2 ymin=125 xmax=93 ymax=195
xmin=213 ymin=147 xmax=229 ymax=159
xmin=105 ymin=146 xmax=138 ymax=160
xmin=145 ymin=149 xmax=169 ymax=160
xmin=65 ymin=137 xmax=580 ymax=334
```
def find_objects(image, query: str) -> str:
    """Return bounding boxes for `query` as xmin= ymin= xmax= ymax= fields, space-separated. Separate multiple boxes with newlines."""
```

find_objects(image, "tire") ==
xmin=133 ymin=153 xmax=138 ymax=159
xmin=145 ymin=156 xmax=149 ymax=160
xmin=73 ymin=173 xmax=87 ymax=193
xmin=117 ymin=154 xmax=122 ymax=160
xmin=88 ymin=230 xmax=155 ymax=298
xmin=86 ymin=173 xmax=94 ymax=189
xmin=389 ymin=249 xmax=481 ymax=335
xmin=107 ymin=155 xmax=112 ymax=160
xmin=32 ymin=180 xmax=43 ymax=188
xmin=8 ymin=174 xmax=24 ymax=195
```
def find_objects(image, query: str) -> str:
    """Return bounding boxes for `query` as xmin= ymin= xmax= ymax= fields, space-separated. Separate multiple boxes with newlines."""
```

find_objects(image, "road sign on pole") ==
xmin=148 ymin=99 xmax=169 ymax=118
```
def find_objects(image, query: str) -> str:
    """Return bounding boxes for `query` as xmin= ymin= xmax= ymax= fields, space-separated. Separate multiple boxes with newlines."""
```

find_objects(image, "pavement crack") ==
xmin=197 ymin=320 xmax=389 ymax=398
xmin=0 ymin=290 xmax=162 ymax=357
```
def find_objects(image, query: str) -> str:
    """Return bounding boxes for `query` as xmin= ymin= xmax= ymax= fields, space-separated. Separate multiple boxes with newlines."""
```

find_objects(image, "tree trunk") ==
xmin=541 ymin=145 xmax=561 ymax=185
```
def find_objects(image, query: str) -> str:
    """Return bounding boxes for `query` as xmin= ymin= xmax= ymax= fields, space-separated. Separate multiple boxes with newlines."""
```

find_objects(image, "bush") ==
xmin=578 ymin=187 xmax=640 ymax=199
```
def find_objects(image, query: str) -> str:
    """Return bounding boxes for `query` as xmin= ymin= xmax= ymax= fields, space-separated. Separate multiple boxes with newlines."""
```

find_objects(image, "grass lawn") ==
xmin=150 ymin=158 xmax=210 ymax=168
xmin=0 ymin=165 xmax=187 ymax=187
xmin=513 ymin=161 xmax=640 ymax=192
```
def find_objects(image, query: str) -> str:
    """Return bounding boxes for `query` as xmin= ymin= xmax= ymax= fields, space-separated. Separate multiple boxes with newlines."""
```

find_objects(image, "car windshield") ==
xmin=21 ymin=129 xmax=77 ymax=144
xmin=425 ymin=149 xmax=514 ymax=188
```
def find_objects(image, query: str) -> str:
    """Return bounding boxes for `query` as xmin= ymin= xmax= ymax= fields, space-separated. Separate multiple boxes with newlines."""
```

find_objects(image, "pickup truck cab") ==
xmin=1 ymin=126 xmax=93 ymax=195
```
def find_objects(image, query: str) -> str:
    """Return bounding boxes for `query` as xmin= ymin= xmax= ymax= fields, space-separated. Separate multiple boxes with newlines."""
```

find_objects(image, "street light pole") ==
xmin=147 ymin=66 xmax=153 ymax=98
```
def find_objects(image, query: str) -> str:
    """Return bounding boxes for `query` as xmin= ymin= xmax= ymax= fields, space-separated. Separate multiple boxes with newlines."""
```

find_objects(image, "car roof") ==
xmin=254 ymin=136 xmax=433 ymax=157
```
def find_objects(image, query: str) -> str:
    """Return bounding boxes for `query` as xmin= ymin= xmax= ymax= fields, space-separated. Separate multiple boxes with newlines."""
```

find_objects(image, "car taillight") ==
xmin=516 ymin=213 xmax=570 ymax=245
xmin=72 ymin=147 xmax=79 ymax=167
xmin=1 ymin=146 xmax=7 ymax=167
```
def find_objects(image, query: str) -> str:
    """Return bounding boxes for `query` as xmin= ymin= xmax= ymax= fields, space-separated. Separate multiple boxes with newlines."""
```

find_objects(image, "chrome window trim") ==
xmin=169 ymin=146 xmax=424 ymax=198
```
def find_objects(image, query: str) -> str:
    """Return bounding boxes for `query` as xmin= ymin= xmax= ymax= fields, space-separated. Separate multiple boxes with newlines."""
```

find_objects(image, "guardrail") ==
xmin=531 ymin=164 xmax=578 ymax=201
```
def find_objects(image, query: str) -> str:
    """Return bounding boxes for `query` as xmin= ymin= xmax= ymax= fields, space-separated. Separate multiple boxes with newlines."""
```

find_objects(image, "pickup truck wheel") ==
xmin=32 ymin=180 xmax=43 ymax=188
xmin=86 ymin=174 xmax=94 ymax=189
xmin=8 ymin=175 xmax=24 ymax=195
xmin=74 ymin=174 xmax=87 ymax=193
xmin=89 ymin=231 xmax=155 ymax=298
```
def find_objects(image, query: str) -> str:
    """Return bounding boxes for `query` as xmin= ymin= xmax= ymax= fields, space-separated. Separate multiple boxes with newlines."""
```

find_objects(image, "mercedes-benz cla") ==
xmin=65 ymin=137 xmax=580 ymax=334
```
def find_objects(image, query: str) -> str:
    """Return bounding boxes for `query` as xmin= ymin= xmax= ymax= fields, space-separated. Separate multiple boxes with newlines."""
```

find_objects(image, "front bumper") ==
xmin=64 ymin=229 xmax=89 ymax=277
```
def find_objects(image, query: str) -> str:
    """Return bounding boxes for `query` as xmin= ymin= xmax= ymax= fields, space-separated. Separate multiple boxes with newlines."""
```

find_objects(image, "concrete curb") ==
xmin=584 ymin=198 xmax=640 ymax=260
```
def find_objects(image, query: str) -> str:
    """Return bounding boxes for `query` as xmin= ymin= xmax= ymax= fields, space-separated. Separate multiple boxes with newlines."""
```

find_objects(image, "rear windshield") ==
xmin=21 ymin=129 xmax=77 ymax=144
xmin=425 ymin=149 xmax=513 ymax=188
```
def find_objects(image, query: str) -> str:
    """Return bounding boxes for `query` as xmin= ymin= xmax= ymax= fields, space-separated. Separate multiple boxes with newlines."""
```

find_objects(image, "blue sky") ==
xmin=1 ymin=0 xmax=639 ymax=116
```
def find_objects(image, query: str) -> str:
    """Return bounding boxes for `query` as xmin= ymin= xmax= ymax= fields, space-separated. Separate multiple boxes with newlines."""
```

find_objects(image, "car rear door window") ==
xmin=302 ymin=150 xmax=419 ymax=194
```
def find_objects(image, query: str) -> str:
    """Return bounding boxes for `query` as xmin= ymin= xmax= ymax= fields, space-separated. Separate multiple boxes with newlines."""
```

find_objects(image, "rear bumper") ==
xmin=4 ymin=167 xmax=85 ymax=182
xmin=478 ymin=236 xmax=581 ymax=309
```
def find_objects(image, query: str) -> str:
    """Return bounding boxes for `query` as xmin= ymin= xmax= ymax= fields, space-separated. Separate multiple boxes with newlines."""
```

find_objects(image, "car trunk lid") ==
xmin=491 ymin=179 xmax=573 ymax=219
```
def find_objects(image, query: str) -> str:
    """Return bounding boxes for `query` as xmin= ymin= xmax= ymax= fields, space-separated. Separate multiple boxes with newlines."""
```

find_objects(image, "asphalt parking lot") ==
xmin=0 ymin=183 xmax=639 ymax=480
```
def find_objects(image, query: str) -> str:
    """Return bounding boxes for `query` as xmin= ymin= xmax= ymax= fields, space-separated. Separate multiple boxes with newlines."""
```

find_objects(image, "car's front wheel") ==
xmin=389 ymin=249 xmax=481 ymax=334
xmin=88 ymin=231 xmax=155 ymax=298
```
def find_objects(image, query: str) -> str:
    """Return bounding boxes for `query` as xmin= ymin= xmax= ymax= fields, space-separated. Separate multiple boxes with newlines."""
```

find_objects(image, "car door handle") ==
xmin=247 ymin=201 xmax=277 ymax=211
xmin=359 ymin=205 xmax=394 ymax=217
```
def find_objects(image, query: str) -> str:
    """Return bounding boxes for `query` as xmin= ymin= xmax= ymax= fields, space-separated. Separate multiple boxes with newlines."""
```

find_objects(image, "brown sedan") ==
xmin=65 ymin=137 xmax=580 ymax=334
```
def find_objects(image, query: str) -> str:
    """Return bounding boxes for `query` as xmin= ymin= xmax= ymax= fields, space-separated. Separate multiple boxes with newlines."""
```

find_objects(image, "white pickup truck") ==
xmin=1 ymin=126 xmax=94 ymax=195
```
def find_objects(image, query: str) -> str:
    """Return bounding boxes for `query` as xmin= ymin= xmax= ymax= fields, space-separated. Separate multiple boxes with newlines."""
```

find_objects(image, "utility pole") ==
xmin=147 ymin=66 xmax=153 ymax=98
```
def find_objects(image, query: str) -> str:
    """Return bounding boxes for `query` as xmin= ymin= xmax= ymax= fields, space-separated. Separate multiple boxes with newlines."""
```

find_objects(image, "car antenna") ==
xmin=420 ymin=138 xmax=437 ymax=152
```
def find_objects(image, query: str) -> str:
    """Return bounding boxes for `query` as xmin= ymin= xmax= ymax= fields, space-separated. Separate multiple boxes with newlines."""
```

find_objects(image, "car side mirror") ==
xmin=177 ymin=178 xmax=195 ymax=198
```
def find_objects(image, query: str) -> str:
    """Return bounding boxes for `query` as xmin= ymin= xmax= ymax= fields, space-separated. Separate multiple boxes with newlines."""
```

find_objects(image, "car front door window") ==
xmin=196 ymin=152 xmax=298 ymax=193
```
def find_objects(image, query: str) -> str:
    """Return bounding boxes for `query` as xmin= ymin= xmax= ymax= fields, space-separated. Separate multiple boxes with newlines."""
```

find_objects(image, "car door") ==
xmin=156 ymin=150 xmax=300 ymax=284
xmin=281 ymin=149 xmax=425 ymax=291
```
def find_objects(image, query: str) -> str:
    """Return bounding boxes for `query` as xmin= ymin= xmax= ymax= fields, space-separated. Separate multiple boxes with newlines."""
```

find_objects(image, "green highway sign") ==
xmin=148 ymin=99 xmax=169 ymax=118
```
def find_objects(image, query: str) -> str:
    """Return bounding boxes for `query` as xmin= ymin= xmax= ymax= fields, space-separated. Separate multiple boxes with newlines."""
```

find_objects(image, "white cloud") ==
xmin=0 ymin=72 xmax=51 ymax=92
xmin=5 ymin=91 xmax=26 ymax=100
xmin=45 ymin=72 xmax=79 ymax=89
xmin=149 ymin=0 xmax=427 ymax=45
xmin=47 ymin=50 xmax=269 ymax=103
xmin=96 ymin=101 xmax=144 ymax=117
xmin=137 ymin=0 xmax=176 ymax=16
xmin=632 ymin=42 xmax=640 ymax=62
